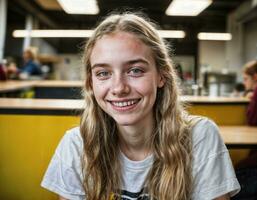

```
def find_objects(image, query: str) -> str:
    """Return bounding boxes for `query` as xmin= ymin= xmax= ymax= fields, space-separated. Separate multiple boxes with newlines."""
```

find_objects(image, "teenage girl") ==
xmin=41 ymin=13 xmax=240 ymax=200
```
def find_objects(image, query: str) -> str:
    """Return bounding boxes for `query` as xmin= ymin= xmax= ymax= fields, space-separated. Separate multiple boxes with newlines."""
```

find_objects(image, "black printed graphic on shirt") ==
xmin=111 ymin=188 xmax=151 ymax=200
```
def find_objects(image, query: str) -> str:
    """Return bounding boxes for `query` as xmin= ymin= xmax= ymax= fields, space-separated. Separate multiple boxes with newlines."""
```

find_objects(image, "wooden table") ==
xmin=0 ymin=80 xmax=83 ymax=92
xmin=0 ymin=80 xmax=83 ymax=98
xmin=0 ymin=98 xmax=84 ymax=115
xmin=0 ymin=80 xmax=38 ymax=92
xmin=219 ymin=126 xmax=257 ymax=148
xmin=181 ymin=95 xmax=249 ymax=104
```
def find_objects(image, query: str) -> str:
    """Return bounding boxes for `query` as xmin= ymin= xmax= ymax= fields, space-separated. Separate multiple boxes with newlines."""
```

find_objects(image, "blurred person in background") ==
xmin=0 ymin=59 xmax=7 ymax=80
xmin=243 ymin=60 xmax=257 ymax=126
xmin=232 ymin=60 xmax=257 ymax=200
xmin=230 ymin=83 xmax=245 ymax=97
xmin=8 ymin=49 xmax=42 ymax=79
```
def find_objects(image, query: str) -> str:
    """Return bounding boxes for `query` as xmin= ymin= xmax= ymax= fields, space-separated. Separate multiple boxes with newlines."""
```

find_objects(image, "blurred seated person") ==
xmin=243 ymin=60 xmax=257 ymax=125
xmin=0 ymin=60 xmax=7 ymax=81
xmin=8 ymin=49 xmax=42 ymax=80
xmin=232 ymin=60 xmax=257 ymax=200
xmin=230 ymin=82 xmax=245 ymax=97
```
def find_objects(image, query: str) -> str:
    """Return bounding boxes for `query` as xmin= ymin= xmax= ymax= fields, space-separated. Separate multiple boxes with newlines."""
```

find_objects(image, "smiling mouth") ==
xmin=108 ymin=99 xmax=141 ymax=108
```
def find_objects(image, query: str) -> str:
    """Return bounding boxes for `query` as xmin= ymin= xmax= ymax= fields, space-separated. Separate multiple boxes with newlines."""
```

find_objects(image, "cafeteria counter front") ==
xmin=0 ymin=96 xmax=255 ymax=200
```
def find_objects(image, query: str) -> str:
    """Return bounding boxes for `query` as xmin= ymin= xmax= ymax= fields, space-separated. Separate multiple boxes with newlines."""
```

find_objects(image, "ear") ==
xmin=157 ymin=74 xmax=165 ymax=88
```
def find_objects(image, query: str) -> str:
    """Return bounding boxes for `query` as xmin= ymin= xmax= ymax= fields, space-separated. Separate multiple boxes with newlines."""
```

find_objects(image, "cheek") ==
xmin=134 ymin=80 xmax=158 ymax=99
xmin=92 ymin=80 xmax=108 ymax=100
xmin=246 ymin=80 xmax=253 ymax=87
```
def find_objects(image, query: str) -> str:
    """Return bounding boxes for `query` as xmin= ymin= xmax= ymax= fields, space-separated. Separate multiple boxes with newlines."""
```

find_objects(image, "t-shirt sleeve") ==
xmin=41 ymin=128 xmax=85 ymax=200
xmin=191 ymin=119 xmax=240 ymax=200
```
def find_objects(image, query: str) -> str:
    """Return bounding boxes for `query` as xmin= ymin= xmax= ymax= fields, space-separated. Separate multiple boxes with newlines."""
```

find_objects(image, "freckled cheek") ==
xmin=92 ymin=81 xmax=110 ymax=101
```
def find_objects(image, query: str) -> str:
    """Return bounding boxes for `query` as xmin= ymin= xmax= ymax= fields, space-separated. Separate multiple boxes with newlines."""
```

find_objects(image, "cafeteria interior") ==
xmin=0 ymin=0 xmax=257 ymax=199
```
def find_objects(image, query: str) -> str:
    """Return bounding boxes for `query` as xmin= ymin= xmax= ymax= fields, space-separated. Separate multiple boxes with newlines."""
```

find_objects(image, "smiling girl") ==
xmin=41 ymin=13 xmax=240 ymax=200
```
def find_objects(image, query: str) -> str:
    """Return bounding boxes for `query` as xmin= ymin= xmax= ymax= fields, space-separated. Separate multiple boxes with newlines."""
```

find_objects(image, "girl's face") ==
xmin=243 ymin=73 xmax=256 ymax=90
xmin=90 ymin=32 xmax=164 ymax=126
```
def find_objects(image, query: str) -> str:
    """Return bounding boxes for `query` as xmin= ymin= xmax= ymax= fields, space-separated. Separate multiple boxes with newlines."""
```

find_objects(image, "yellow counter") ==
xmin=0 ymin=96 xmax=251 ymax=200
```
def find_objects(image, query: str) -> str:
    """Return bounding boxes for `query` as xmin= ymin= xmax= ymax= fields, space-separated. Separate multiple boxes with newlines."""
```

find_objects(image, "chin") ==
xmin=112 ymin=117 xmax=139 ymax=126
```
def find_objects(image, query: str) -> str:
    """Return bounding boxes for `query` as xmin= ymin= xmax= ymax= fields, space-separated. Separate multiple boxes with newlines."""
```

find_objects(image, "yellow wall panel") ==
xmin=0 ymin=115 xmax=79 ymax=200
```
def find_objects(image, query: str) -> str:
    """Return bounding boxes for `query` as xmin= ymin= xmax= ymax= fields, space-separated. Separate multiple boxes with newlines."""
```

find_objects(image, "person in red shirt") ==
xmin=232 ymin=61 xmax=257 ymax=200
xmin=0 ymin=63 xmax=7 ymax=80
xmin=243 ymin=60 xmax=257 ymax=126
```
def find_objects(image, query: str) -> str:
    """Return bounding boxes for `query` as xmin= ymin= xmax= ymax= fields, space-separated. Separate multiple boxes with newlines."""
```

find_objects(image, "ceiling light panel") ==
xmin=13 ymin=30 xmax=186 ymax=39
xmin=13 ymin=30 xmax=94 ymax=38
xmin=57 ymin=0 xmax=99 ymax=14
xmin=166 ymin=0 xmax=213 ymax=16
xmin=198 ymin=32 xmax=232 ymax=41
xmin=158 ymin=30 xmax=186 ymax=38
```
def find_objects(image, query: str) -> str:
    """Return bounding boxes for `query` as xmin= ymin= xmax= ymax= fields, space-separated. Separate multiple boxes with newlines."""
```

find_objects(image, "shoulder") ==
xmin=191 ymin=117 xmax=223 ymax=147
xmin=190 ymin=118 xmax=241 ymax=199
xmin=191 ymin=117 xmax=227 ymax=163
xmin=63 ymin=126 xmax=83 ymax=145
xmin=55 ymin=126 xmax=83 ymax=167
xmin=41 ymin=127 xmax=85 ymax=198
xmin=27 ymin=60 xmax=39 ymax=67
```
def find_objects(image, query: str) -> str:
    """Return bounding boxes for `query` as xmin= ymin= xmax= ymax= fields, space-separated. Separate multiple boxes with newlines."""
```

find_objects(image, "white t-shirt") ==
xmin=41 ymin=118 xmax=240 ymax=200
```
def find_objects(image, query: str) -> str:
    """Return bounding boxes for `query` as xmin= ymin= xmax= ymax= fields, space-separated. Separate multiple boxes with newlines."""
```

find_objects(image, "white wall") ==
xmin=226 ymin=0 xmax=257 ymax=81
xmin=245 ymin=19 xmax=257 ymax=61
xmin=226 ymin=12 xmax=244 ymax=79
xmin=199 ymin=40 xmax=227 ymax=72
xmin=32 ymin=38 xmax=57 ymax=55
xmin=54 ymin=54 xmax=84 ymax=80
xmin=174 ymin=55 xmax=195 ymax=73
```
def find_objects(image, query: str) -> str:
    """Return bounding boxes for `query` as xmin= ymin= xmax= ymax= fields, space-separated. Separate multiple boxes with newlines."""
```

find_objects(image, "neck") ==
xmin=117 ymin=117 xmax=155 ymax=161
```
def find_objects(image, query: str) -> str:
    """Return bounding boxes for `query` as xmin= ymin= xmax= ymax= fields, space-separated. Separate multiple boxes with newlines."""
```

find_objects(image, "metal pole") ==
xmin=23 ymin=15 xmax=33 ymax=51
xmin=0 ymin=0 xmax=7 ymax=61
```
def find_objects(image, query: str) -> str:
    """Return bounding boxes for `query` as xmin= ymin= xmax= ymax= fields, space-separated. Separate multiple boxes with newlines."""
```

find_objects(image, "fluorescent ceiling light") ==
xmin=13 ymin=30 xmax=186 ymax=39
xmin=158 ymin=30 xmax=185 ymax=38
xmin=13 ymin=30 xmax=94 ymax=38
xmin=57 ymin=0 xmax=99 ymax=14
xmin=198 ymin=32 xmax=232 ymax=41
xmin=166 ymin=0 xmax=213 ymax=16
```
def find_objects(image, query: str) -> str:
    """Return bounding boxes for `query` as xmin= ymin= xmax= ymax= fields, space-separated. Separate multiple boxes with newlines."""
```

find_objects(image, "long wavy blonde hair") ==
xmin=80 ymin=12 xmax=195 ymax=200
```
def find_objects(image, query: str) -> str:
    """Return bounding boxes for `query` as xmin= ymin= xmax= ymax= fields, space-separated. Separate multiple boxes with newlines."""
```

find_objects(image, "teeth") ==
xmin=112 ymin=100 xmax=138 ymax=107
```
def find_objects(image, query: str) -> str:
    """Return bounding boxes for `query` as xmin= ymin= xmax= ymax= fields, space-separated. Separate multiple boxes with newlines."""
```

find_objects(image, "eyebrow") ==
xmin=91 ymin=63 xmax=109 ymax=69
xmin=91 ymin=58 xmax=150 ymax=70
xmin=126 ymin=58 xmax=150 ymax=66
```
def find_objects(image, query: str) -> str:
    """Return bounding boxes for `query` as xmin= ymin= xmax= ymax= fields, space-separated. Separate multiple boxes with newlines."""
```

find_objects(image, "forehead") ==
xmin=90 ymin=32 xmax=154 ymax=64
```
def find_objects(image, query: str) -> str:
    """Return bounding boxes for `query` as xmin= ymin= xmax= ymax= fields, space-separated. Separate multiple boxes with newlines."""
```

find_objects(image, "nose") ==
xmin=111 ymin=75 xmax=130 ymax=96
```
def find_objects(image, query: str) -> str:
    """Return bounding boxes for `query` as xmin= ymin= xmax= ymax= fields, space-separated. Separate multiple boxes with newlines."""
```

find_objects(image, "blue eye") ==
xmin=95 ymin=71 xmax=111 ymax=79
xmin=128 ymin=67 xmax=144 ymax=76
